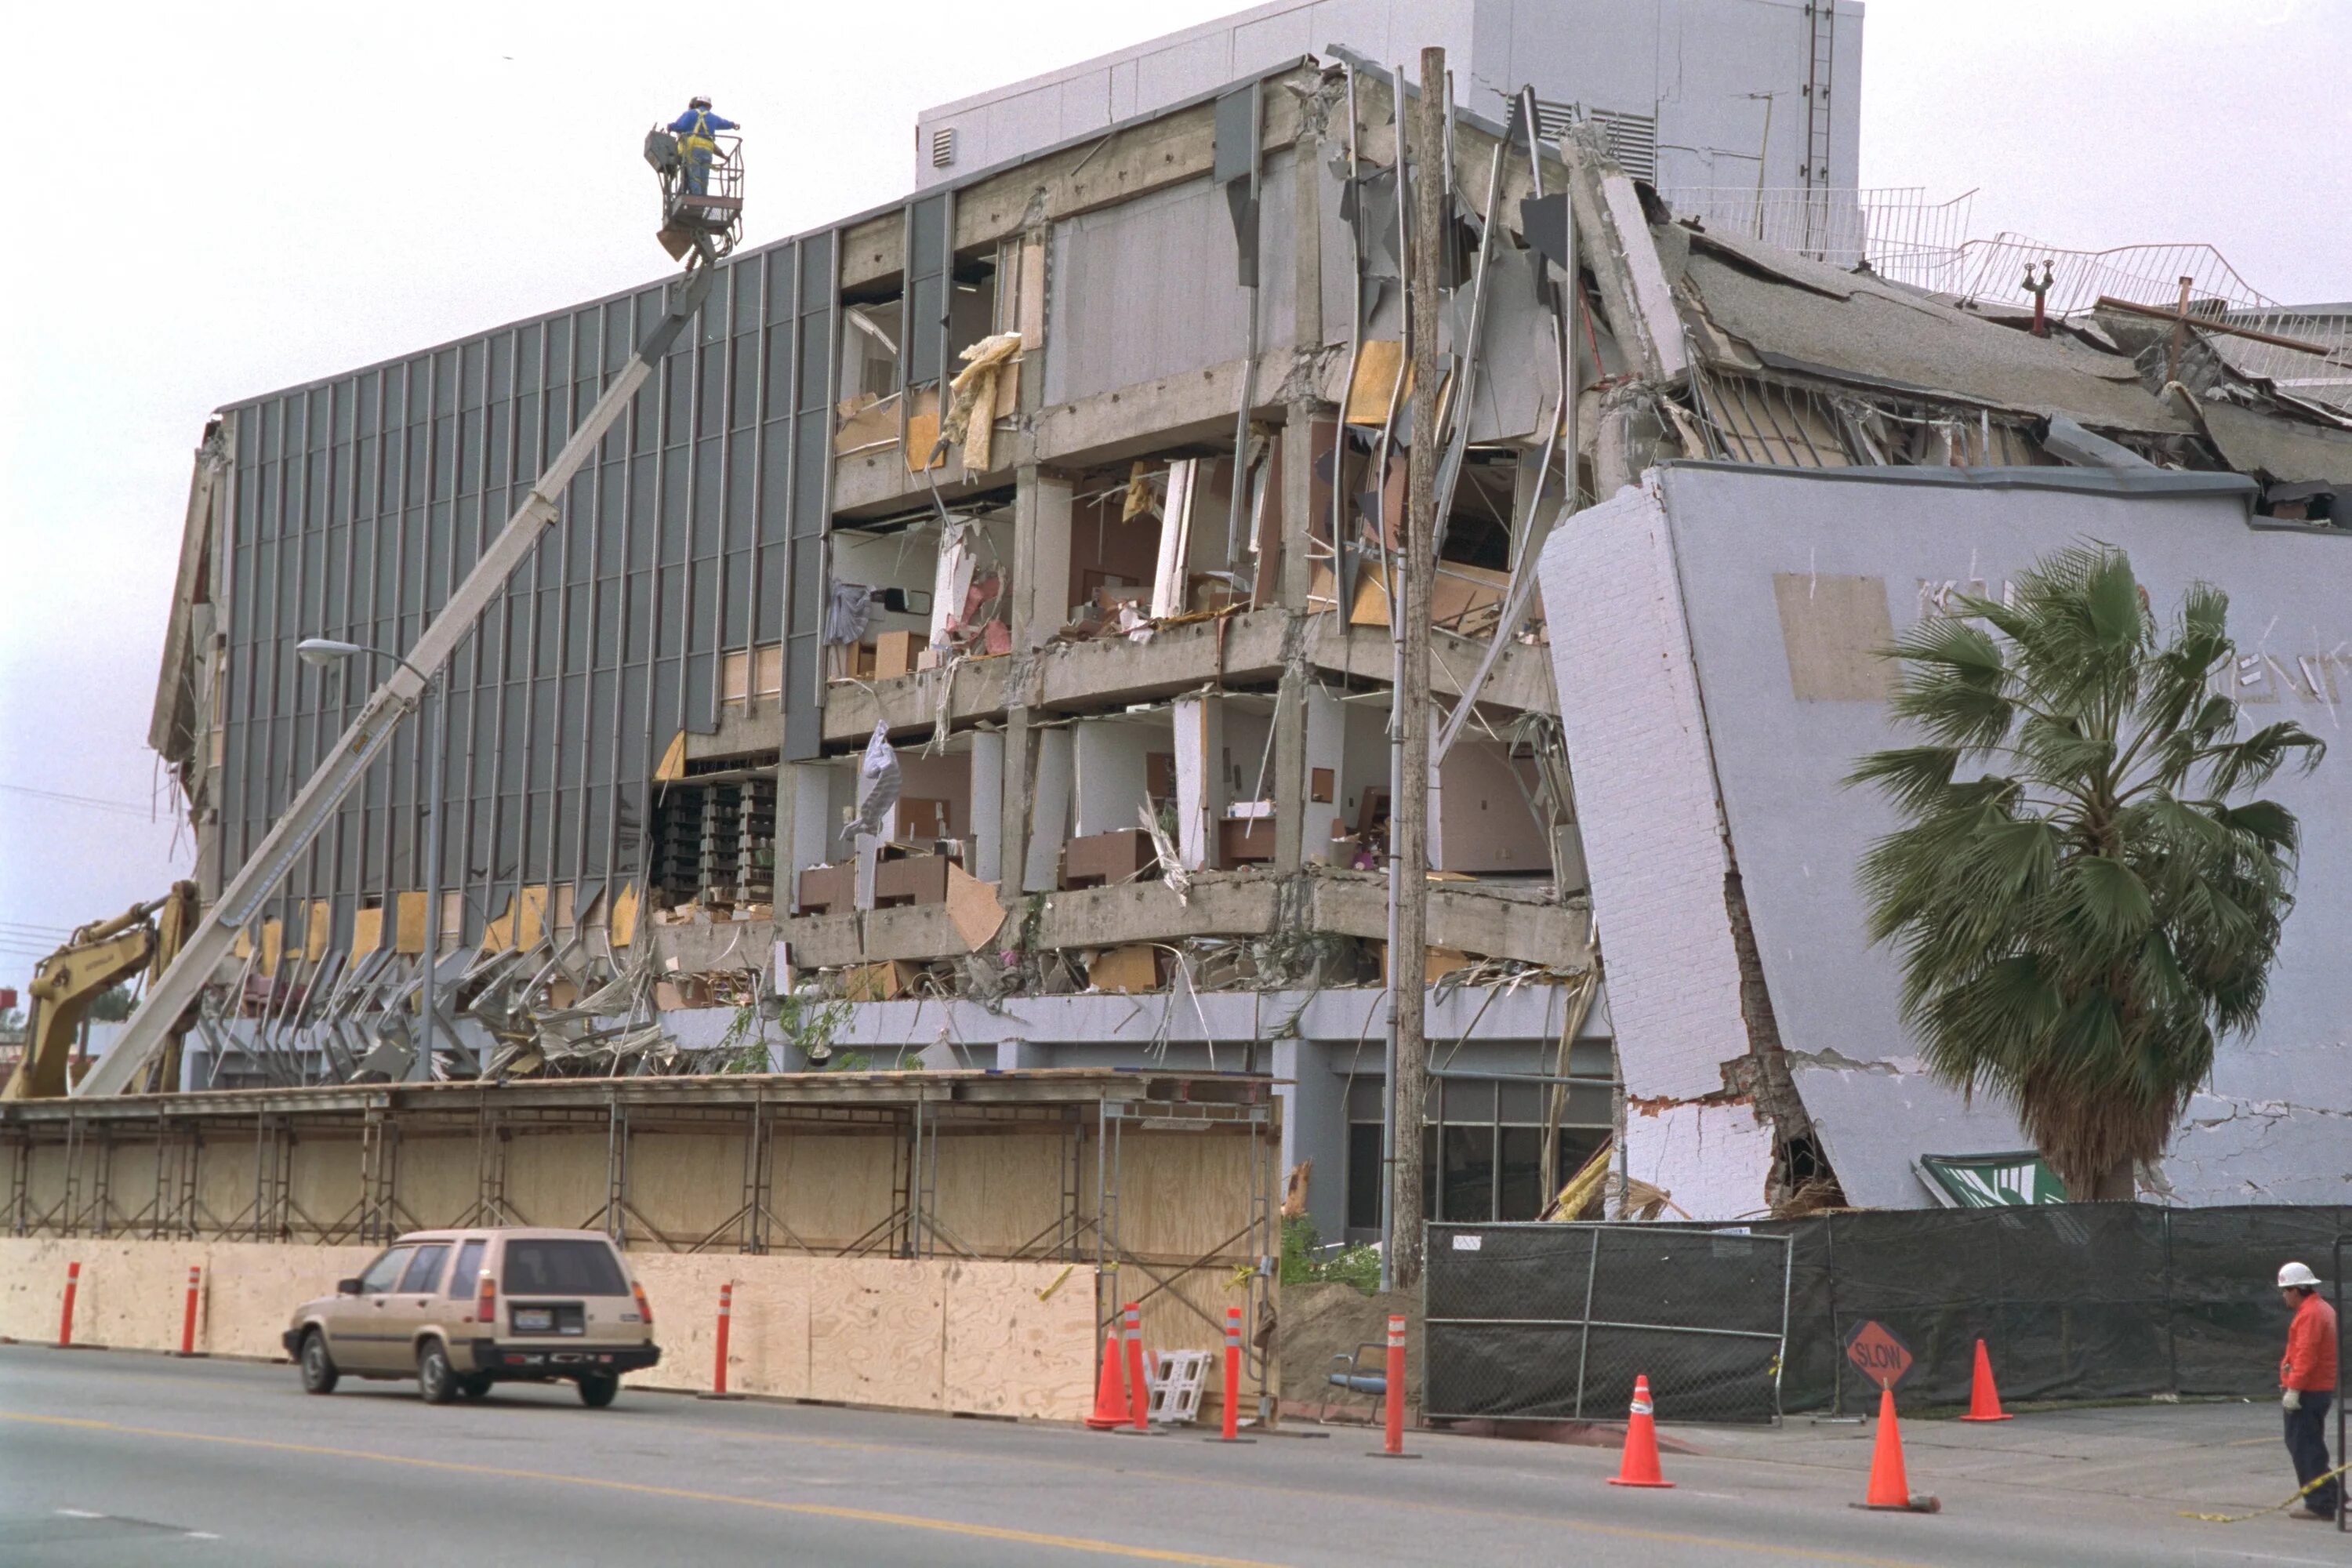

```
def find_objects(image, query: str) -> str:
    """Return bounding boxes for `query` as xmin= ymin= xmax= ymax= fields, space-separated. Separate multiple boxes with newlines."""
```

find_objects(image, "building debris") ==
xmin=132 ymin=9 xmax=2352 ymax=1232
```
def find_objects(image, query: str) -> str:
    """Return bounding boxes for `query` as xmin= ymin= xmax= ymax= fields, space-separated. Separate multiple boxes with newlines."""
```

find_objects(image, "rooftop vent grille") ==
xmin=931 ymin=127 xmax=957 ymax=169
xmin=1530 ymin=101 xmax=1658 ymax=183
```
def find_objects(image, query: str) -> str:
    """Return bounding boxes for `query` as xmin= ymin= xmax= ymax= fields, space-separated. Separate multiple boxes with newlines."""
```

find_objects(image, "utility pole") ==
xmin=1390 ymin=44 xmax=1446 ymax=1293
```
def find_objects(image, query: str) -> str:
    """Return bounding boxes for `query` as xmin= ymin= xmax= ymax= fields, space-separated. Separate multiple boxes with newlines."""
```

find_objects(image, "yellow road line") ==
xmin=655 ymin=1421 xmax=1943 ymax=1565
xmin=0 ymin=1410 xmax=1277 ymax=1566
xmin=0 ymin=1408 xmax=1933 ymax=1568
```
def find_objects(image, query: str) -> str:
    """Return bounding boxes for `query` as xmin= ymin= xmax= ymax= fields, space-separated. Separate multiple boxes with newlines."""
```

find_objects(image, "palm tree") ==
xmin=1849 ymin=544 xmax=2323 ymax=1200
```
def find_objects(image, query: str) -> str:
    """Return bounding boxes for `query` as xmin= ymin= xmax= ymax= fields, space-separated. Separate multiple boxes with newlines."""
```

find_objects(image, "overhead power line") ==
xmin=0 ymin=782 xmax=158 ymax=819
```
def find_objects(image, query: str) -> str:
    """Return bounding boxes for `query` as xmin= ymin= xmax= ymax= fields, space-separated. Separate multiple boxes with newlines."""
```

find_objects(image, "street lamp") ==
xmin=296 ymin=637 xmax=444 ymax=1083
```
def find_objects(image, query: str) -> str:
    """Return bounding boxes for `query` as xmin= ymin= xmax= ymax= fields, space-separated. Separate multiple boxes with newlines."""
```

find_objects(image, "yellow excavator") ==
xmin=1 ymin=882 xmax=201 ymax=1101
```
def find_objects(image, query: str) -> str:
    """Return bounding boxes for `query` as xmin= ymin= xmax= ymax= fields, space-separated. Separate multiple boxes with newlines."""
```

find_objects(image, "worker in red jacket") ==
xmin=2277 ymin=1261 xmax=2340 ymax=1522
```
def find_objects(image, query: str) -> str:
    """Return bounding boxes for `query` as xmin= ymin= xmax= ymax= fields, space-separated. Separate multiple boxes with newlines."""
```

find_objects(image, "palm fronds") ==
xmin=1849 ymin=543 xmax=2324 ymax=1197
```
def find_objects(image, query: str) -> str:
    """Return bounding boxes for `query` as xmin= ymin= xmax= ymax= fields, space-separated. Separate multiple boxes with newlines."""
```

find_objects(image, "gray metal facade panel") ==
xmin=1042 ymin=155 xmax=1298 ymax=406
xmin=904 ymin=193 xmax=953 ymax=390
xmin=782 ymin=230 xmax=838 ymax=764
xmin=214 ymin=240 xmax=817 ymax=943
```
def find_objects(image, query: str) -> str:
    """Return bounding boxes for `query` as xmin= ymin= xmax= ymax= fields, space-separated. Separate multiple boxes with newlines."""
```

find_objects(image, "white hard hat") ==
xmin=2278 ymin=1261 xmax=2321 ymax=1289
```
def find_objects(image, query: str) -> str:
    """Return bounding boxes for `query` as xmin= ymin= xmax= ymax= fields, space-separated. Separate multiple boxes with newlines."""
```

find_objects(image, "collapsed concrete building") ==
xmin=142 ymin=0 xmax=2352 ymax=1232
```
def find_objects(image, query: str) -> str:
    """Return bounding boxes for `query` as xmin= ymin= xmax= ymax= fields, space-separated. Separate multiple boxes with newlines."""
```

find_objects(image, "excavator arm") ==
xmin=1 ymin=882 xmax=199 ymax=1101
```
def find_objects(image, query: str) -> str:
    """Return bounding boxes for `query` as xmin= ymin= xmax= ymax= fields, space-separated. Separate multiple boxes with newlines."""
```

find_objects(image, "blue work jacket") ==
xmin=670 ymin=108 xmax=739 ymax=143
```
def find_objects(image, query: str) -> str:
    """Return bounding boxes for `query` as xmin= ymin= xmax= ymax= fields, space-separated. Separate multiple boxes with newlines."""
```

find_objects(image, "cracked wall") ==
xmin=1631 ymin=463 xmax=2352 ymax=1210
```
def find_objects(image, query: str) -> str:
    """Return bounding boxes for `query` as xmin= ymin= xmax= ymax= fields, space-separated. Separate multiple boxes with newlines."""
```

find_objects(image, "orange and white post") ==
xmin=57 ymin=1260 xmax=80 ymax=1348
xmin=714 ymin=1280 xmax=732 ymax=1393
xmin=1370 ymin=1313 xmax=1418 ymax=1458
xmin=697 ymin=1279 xmax=743 ymax=1400
xmin=177 ymin=1265 xmax=204 ymax=1356
xmin=1118 ymin=1302 xmax=1153 ymax=1434
xmin=1222 ymin=1306 xmax=1243 ymax=1439
xmin=1204 ymin=1304 xmax=1254 ymax=1444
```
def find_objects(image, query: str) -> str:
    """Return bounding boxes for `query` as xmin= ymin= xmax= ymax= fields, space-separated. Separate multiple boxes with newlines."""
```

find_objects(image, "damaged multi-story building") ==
xmin=145 ymin=0 xmax=2352 ymax=1232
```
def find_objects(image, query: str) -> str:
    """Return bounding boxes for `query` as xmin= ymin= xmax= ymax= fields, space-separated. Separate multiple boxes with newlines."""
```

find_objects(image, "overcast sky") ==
xmin=2 ymin=0 xmax=2344 ymax=985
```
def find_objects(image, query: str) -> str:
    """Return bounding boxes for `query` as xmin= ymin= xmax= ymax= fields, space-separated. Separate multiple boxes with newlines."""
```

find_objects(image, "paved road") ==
xmin=0 ymin=1345 xmax=2338 ymax=1566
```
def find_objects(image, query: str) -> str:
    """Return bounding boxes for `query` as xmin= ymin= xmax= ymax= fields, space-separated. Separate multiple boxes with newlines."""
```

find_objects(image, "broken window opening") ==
xmin=947 ymin=253 xmax=999 ymax=368
xmin=1341 ymin=1073 xmax=1612 ymax=1238
xmin=2256 ymin=481 xmax=2337 ymax=524
xmin=1773 ymin=1132 xmax=1847 ymax=1216
xmin=829 ymin=507 xmax=1013 ymax=679
xmin=793 ymin=736 xmax=997 ymax=918
xmin=719 ymin=642 xmax=786 ymax=713
xmin=1059 ymin=451 xmax=1256 ymax=638
xmin=1440 ymin=450 xmax=1517 ymax=572
xmin=834 ymin=280 xmax=905 ymax=457
xmin=648 ymin=774 xmax=777 ymax=914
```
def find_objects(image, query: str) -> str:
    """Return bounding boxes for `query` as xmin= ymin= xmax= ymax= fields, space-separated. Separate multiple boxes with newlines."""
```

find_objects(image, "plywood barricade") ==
xmin=0 ymin=1238 xmax=376 ymax=1359
xmin=630 ymin=1254 xmax=1096 ymax=1417
xmin=0 ymin=1238 xmax=1095 ymax=1419
xmin=0 ymin=1071 xmax=1279 ymax=1425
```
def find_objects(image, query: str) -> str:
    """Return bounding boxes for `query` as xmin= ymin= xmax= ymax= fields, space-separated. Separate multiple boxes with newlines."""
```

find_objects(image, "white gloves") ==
xmin=2283 ymin=1388 xmax=2302 ymax=1412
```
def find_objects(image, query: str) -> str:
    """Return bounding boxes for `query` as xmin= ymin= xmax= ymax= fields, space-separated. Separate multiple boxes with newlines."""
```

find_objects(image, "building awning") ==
xmin=1916 ymin=1151 xmax=2065 ymax=1207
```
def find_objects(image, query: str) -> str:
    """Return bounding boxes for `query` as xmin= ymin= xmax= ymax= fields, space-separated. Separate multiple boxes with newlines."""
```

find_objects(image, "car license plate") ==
xmin=513 ymin=1308 xmax=554 ymax=1332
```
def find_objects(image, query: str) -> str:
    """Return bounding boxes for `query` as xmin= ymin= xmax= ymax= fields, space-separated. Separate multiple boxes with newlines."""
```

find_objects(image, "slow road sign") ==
xmin=1844 ymin=1319 xmax=1914 ymax=1390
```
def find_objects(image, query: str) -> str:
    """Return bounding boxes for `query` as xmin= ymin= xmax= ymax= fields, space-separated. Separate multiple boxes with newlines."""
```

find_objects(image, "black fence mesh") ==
xmin=1423 ymin=1204 xmax=2352 ymax=1422
xmin=1425 ymin=1223 xmax=1790 ymax=1425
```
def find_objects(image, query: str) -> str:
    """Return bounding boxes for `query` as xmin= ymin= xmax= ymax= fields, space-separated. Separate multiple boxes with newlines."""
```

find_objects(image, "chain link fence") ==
xmin=1422 ymin=1206 xmax=2351 ymax=1425
xmin=1425 ymin=1223 xmax=1792 ymax=1425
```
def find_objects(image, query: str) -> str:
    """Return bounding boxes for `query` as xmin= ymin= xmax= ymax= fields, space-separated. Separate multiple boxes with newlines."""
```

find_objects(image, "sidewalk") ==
xmin=1672 ymin=1399 xmax=2320 ymax=1522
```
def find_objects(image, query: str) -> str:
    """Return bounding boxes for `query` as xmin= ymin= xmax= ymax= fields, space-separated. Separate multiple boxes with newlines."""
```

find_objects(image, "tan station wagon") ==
xmin=282 ymin=1227 xmax=660 ymax=1407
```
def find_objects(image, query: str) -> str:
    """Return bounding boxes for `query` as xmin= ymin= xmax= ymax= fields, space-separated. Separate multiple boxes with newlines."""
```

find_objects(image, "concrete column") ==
xmin=1301 ymin=684 xmax=1346 ymax=862
xmin=1271 ymin=421 xmax=1316 ymax=873
xmin=1274 ymin=134 xmax=1326 ymax=875
xmin=1000 ymin=706 xmax=1032 ymax=914
xmin=967 ymin=729 xmax=1004 ymax=883
xmin=1272 ymin=667 xmax=1307 ymax=872
xmin=1004 ymin=466 xmax=1074 ymax=909
xmin=1279 ymin=117 xmax=1325 ymax=616
xmin=1012 ymin=465 xmax=1073 ymax=652
xmin=1277 ymin=1036 xmax=1354 ymax=1245
xmin=1172 ymin=694 xmax=1226 ymax=869
xmin=1022 ymin=727 xmax=1074 ymax=894
xmin=778 ymin=760 xmax=834 ymax=913
xmin=1291 ymin=123 xmax=1324 ymax=358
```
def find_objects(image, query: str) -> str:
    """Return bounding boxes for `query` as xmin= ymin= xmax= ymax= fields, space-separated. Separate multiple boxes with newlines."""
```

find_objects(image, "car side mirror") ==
xmin=336 ymin=1278 xmax=364 ymax=1296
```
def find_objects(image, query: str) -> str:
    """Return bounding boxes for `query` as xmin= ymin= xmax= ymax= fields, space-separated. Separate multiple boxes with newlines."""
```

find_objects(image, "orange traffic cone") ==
xmin=1083 ymin=1330 xmax=1129 ymax=1430
xmin=1607 ymin=1374 xmax=1674 ymax=1488
xmin=1958 ymin=1339 xmax=2011 ymax=1422
xmin=1851 ymin=1384 xmax=1940 ymax=1512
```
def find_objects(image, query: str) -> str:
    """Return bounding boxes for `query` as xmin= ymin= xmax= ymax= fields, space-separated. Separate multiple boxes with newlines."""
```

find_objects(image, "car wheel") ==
xmin=459 ymin=1375 xmax=492 ymax=1400
xmin=418 ymin=1340 xmax=458 ymax=1405
xmin=299 ymin=1330 xmax=339 ymax=1396
xmin=577 ymin=1371 xmax=619 ymax=1409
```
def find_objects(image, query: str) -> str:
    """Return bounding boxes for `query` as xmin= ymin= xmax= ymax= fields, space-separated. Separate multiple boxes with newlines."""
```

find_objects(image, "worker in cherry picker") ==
xmin=670 ymin=95 xmax=739 ymax=196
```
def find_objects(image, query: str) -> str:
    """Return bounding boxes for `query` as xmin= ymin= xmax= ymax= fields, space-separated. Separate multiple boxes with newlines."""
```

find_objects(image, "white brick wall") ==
xmin=1537 ymin=481 xmax=1754 ymax=1103
xmin=1624 ymin=1098 xmax=1778 ymax=1220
